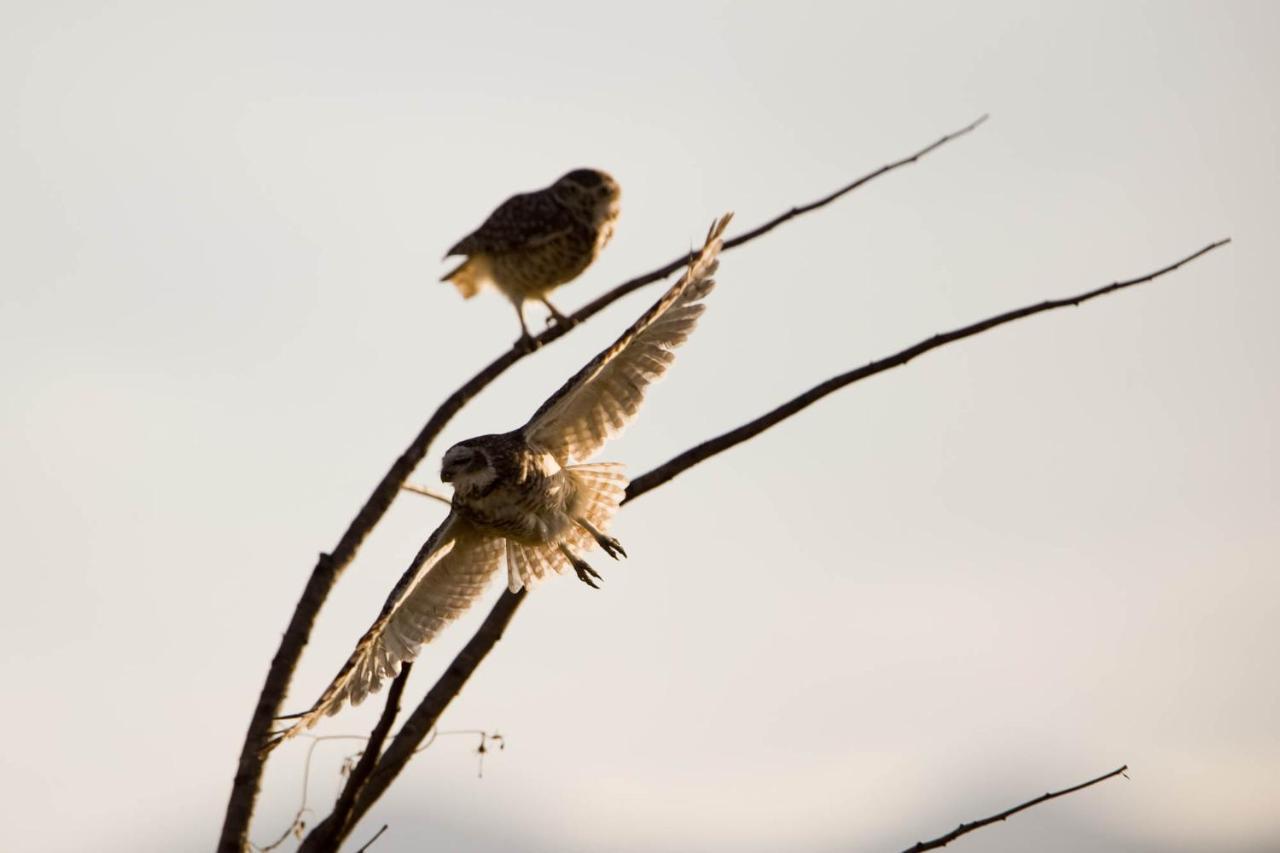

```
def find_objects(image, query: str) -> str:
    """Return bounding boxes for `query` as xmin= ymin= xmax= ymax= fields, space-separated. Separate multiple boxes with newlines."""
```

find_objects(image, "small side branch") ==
xmin=901 ymin=765 xmax=1129 ymax=852
xmin=399 ymin=483 xmax=453 ymax=506
xmin=339 ymin=591 xmax=526 ymax=832
xmin=722 ymin=114 xmax=988 ymax=250
xmin=627 ymin=238 xmax=1230 ymax=498
xmin=296 ymin=663 xmax=412 ymax=852
xmin=353 ymin=824 xmax=389 ymax=853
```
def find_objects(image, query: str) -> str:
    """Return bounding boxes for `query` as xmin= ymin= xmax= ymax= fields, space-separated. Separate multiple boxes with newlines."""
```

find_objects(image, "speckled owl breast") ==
xmin=488 ymin=223 xmax=605 ymax=299
xmin=444 ymin=432 xmax=576 ymax=545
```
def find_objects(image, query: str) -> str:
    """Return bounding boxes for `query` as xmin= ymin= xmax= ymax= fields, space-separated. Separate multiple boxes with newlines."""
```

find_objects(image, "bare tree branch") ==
xmin=901 ymin=765 xmax=1129 ymax=852
xmin=719 ymin=114 xmax=987 ymax=250
xmin=296 ymin=663 xmax=411 ymax=852
xmin=627 ymin=238 xmax=1231 ymax=497
xmin=340 ymin=590 xmax=526 ymax=832
xmin=219 ymin=116 xmax=986 ymax=852
xmin=320 ymin=239 xmax=1227 ymax=844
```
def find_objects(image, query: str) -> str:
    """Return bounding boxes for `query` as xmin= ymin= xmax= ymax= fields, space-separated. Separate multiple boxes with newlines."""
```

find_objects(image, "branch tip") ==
xmin=902 ymin=765 xmax=1128 ymax=852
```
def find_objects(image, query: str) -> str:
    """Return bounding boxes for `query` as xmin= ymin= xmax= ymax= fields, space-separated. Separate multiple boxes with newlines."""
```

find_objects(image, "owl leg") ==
xmin=558 ymin=543 xmax=602 ymax=589
xmin=575 ymin=517 xmax=627 ymax=560
xmin=539 ymin=296 xmax=577 ymax=328
xmin=513 ymin=301 xmax=535 ymax=347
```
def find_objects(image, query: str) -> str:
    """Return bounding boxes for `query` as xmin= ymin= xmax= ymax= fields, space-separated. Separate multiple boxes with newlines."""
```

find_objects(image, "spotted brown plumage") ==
xmin=441 ymin=168 xmax=622 ymax=342
xmin=272 ymin=215 xmax=731 ymax=745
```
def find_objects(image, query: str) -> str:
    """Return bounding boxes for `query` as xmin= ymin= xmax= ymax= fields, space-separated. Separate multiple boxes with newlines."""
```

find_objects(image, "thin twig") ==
xmin=901 ymin=765 xmax=1129 ymax=852
xmin=251 ymin=733 xmax=333 ymax=851
xmin=321 ymin=239 xmax=1227 ymax=844
xmin=353 ymin=824 xmax=389 ymax=853
xmin=720 ymin=114 xmax=987 ymax=251
xmin=296 ymin=663 xmax=411 ymax=852
xmin=218 ymin=116 xmax=986 ymax=853
xmin=252 ymin=730 xmax=502 ymax=852
xmin=340 ymin=591 xmax=526 ymax=831
xmin=399 ymin=483 xmax=453 ymax=506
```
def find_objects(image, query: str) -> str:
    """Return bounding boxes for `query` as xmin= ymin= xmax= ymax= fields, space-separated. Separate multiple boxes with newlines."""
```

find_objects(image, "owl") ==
xmin=275 ymin=214 xmax=731 ymax=741
xmin=441 ymin=168 xmax=622 ymax=343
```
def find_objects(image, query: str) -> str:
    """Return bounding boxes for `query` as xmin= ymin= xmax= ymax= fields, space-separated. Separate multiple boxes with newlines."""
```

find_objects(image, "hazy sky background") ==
xmin=3 ymin=1 xmax=1277 ymax=851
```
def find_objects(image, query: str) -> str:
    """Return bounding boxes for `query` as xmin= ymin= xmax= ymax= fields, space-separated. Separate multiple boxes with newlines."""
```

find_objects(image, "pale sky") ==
xmin=3 ymin=2 xmax=1278 ymax=851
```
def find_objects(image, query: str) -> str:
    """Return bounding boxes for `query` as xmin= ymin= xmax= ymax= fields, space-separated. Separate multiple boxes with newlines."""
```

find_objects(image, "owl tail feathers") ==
xmin=567 ymin=463 xmax=628 ymax=532
xmin=505 ymin=462 xmax=629 ymax=593
xmin=441 ymin=255 xmax=490 ymax=299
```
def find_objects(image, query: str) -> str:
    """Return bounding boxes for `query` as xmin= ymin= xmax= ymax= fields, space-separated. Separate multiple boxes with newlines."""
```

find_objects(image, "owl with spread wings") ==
xmin=441 ymin=168 xmax=622 ymax=343
xmin=274 ymin=215 xmax=731 ymax=742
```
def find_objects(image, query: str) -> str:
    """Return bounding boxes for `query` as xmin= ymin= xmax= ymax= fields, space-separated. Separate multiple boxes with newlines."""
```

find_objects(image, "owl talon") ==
xmin=559 ymin=544 xmax=602 ymax=588
xmin=576 ymin=517 xmax=626 ymax=560
xmin=596 ymin=534 xmax=626 ymax=560
xmin=574 ymin=563 xmax=601 ymax=588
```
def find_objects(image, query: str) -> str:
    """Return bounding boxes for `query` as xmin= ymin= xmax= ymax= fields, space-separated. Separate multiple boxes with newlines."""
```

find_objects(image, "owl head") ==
xmin=440 ymin=440 xmax=497 ymax=493
xmin=552 ymin=168 xmax=621 ymax=226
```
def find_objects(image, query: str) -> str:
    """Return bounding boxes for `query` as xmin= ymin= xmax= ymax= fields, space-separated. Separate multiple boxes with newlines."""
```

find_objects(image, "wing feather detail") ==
xmin=272 ymin=513 xmax=504 ymax=744
xmin=521 ymin=214 xmax=732 ymax=464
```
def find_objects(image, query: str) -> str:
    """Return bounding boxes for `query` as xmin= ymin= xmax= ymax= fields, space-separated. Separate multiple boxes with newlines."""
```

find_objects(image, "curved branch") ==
xmin=902 ymin=765 xmax=1129 ymax=852
xmin=323 ymin=238 xmax=1227 ymax=844
xmin=218 ymin=116 xmax=987 ymax=852
xmin=628 ymin=238 xmax=1231 ymax=497
xmin=343 ymin=591 xmax=526 ymax=830
xmin=296 ymin=663 xmax=411 ymax=852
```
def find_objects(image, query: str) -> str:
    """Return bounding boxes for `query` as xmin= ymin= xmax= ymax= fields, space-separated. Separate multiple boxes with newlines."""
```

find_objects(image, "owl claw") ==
xmin=574 ymin=563 xmax=601 ymax=589
xmin=559 ymin=546 xmax=603 ymax=588
xmin=596 ymin=534 xmax=627 ymax=560
xmin=575 ymin=518 xmax=626 ymax=560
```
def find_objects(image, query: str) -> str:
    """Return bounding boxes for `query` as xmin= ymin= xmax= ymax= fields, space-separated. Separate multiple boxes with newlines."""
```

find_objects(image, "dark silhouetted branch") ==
xmin=296 ymin=664 xmax=411 ymax=852
xmin=219 ymin=116 xmax=986 ymax=853
xmin=342 ymin=590 xmax=526 ymax=831
xmin=319 ymin=240 xmax=1225 ymax=845
xmin=901 ymin=765 xmax=1129 ymax=852
xmin=719 ymin=114 xmax=987 ymax=250
xmin=628 ymin=238 xmax=1231 ymax=497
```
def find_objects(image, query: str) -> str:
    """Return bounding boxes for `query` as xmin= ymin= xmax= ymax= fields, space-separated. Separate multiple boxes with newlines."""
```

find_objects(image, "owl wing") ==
xmin=445 ymin=189 xmax=578 ymax=257
xmin=520 ymin=214 xmax=731 ymax=466
xmin=273 ymin=512 xmax=505 ymax=742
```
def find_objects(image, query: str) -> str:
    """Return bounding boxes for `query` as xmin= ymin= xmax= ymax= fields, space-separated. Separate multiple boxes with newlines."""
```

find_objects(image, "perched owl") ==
xmin=441 ymin=168 xmax=622 ymax=343
xmin=275 ymin=214 xmax=731 ymax=741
